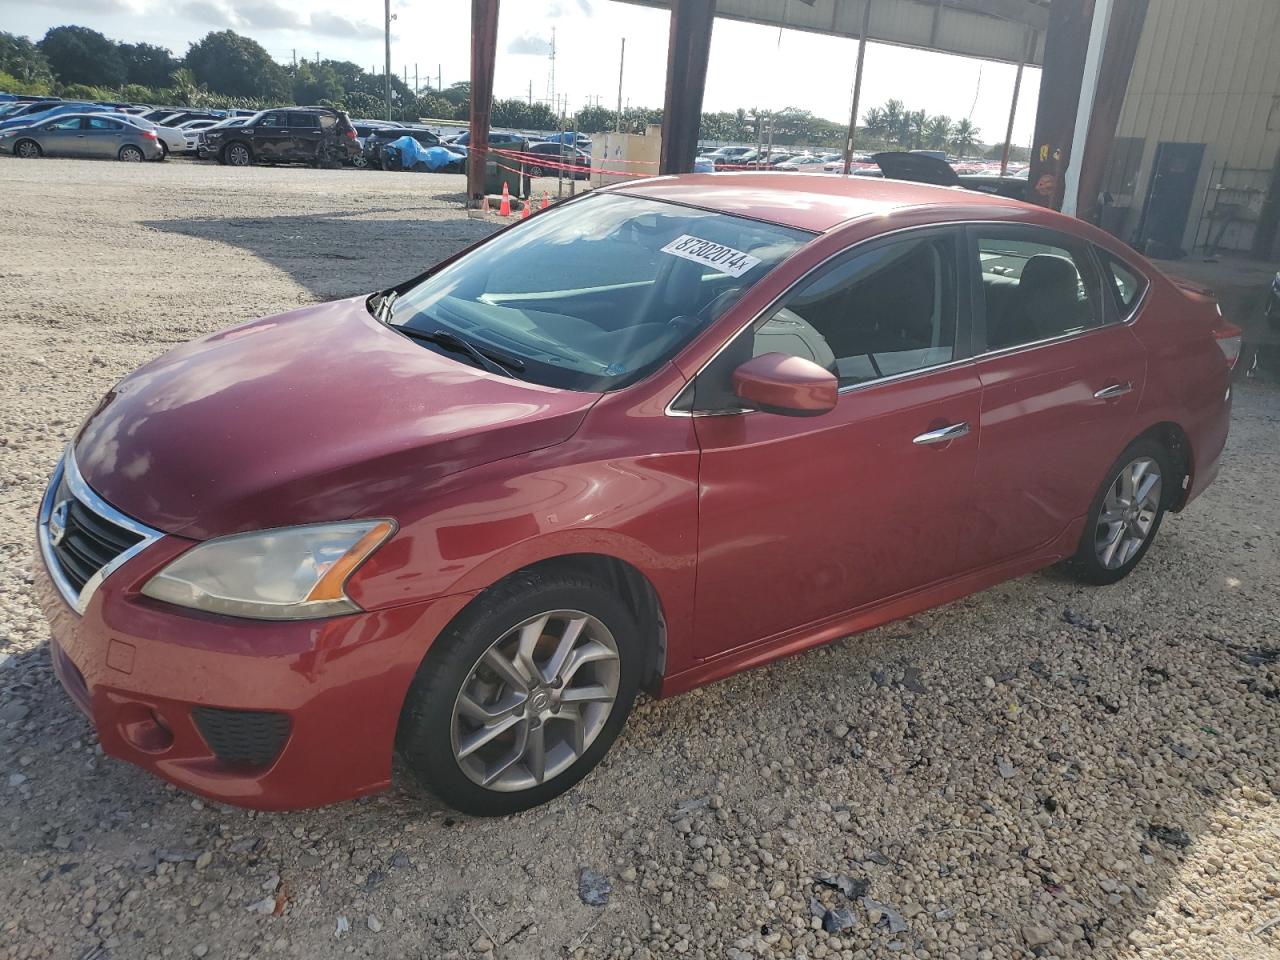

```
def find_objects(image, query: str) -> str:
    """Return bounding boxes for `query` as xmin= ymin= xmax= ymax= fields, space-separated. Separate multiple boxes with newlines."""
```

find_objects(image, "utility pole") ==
xmin=415 ymin=64 xmax=419 ymax=95
xmin=292 ymin=48 xmax=296 ymax=68
xmin=384 ymin=0 xmax=393 ymax=121
xmin=616 ymin=38 xmax=625 ymax=132
xmin=438 ymin=64 xmax=443 ymax=92
xmin=842 ymin=0 xmax=873 ymax=175
xmin=548 ymin=26 xmax=557 ymax=108
xmin=528 ymin=79 xmax=533 ymax=105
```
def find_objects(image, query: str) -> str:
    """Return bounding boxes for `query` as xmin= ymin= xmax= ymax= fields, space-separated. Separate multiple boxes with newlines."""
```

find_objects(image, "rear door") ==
xmin=965 ymin=224 xmax=1146 ymax=568
xmin=288 ymin=111 xmax=323 ymax=161
xmin=83 ymin=116 xmax=124 ymax=158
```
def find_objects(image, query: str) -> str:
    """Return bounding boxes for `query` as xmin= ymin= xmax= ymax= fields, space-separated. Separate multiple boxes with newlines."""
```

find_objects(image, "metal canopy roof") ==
xmin=619 ymin=0 xmax=1047 ymax=66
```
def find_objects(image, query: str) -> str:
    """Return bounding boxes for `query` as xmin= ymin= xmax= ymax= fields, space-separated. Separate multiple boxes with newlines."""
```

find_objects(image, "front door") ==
xmin=965 ymin=225 xmax=1146 ymax=568
xmin=1136 ymin=142 xmax=1205 ymax=257
xmin=689 ymin=228 xmax=982 ymax=659
xmin=250 ymin=111 xmax=289 ymax=161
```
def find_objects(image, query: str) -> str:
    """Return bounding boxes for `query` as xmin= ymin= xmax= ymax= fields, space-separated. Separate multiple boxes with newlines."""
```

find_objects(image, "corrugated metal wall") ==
xmin=1112 ymin=0 xmax=1280 ymax=253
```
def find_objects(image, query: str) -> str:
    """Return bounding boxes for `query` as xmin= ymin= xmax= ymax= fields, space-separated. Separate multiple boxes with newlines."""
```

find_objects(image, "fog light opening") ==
xmin=118 ymin=704 xmax=175 ymax=754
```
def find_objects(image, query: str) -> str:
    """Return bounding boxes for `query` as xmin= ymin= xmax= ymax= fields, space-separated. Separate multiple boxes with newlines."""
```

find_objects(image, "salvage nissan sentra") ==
xmin=35 ymin=174 xmax=1239 ymax=815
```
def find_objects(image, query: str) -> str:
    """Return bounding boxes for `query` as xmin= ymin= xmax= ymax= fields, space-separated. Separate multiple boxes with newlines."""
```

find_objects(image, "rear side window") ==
xmin=1097 ymin=251 xmax=1148 ymax=315
xmin=88 ymin=117 xmax=121 ymax=131
xmin=975 ymin=231 xmax=1104 ymax=350
xmin=292 ymin=113 xmax=321 ymax=129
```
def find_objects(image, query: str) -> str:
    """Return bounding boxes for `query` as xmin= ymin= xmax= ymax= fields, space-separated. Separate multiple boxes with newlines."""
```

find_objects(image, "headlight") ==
xmin=141 ymin=520 xmax=394 ymax=620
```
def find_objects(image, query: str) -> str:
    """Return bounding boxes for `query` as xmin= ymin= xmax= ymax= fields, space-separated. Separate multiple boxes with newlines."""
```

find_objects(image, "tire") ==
xmin=14 ymin=139 xmax=41 ymax=159
xmin=223 ymin=142 xmax=252 ymax=167
xmin=1064 ymin=438 xmax=1174 ymax=585
xmin=118 ymin=145 xmax=144 ymax=162
xmin=397 ymin=570 xmax=642 ymax=816
xmin=156 ymin=142 xmax=168 ymax=161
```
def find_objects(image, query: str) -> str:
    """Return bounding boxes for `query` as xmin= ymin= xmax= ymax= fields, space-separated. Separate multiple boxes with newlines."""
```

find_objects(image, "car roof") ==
xmin=613 ymin=172 xmax=1029 ymax=233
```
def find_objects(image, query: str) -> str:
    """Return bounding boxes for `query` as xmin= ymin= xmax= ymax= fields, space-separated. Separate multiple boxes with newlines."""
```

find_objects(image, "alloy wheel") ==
xmin=1094 ymin=456 xmax=1162 ymax=570
xmin=227 ymin=144 xmax=251 ymax=166
xmin=450 ymin=609 xmax=620 ymax=792
xmin=120 ymin=146 xmax=143 ymax=162
xmin=15 ymin=141 xmax=39 ymax=159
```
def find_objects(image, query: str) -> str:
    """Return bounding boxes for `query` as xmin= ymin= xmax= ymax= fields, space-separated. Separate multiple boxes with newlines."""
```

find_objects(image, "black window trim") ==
xmin=1093 ymin=246 xmax=1151 ymax=323
xmin=965 ymin=222 xmax=1115 ymax=360
xmin=669 ymin=221 xmax=975 ymax=417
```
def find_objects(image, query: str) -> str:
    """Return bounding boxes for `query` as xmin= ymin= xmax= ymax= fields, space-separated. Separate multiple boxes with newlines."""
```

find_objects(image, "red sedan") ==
xmin=36 ymin=174 xmax=1239 ymax=815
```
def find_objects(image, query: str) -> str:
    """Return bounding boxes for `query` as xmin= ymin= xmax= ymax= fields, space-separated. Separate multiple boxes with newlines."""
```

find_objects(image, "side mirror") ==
xmin=732 ymin=352 xmax=838 ymax=417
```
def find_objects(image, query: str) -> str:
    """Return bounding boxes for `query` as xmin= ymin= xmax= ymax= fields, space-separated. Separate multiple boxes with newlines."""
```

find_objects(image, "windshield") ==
xmin=385 ymin=192 xmax=812 ymax=391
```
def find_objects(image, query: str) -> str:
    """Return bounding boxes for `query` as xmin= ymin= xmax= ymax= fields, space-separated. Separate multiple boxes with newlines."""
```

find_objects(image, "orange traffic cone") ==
xmin=480 ymin=194 xmax=491 ymax=214
xmin=498 ymin=182 xmax=511 ymax=217
xmin=520 ymin=197 xmax=533 ymax=219
xmin=540 ymin=191 xmax=550 ymax=210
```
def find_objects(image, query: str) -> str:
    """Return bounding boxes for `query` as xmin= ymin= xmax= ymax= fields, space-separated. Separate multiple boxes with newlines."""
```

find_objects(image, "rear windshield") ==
xmin=385 ymin=192 xmax=812 ymax=391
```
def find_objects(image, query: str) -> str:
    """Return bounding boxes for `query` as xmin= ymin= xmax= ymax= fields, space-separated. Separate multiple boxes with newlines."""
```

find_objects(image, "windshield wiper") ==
xmin=396 ymin=327 xmax=525 ymax=378
xmin=373 ymin=289 xmax=399 ymax=323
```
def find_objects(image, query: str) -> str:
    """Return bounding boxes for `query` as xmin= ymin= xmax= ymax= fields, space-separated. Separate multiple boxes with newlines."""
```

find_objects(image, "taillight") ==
xmin=344 ymin=128 xmax=356 ymax=139
xmin=142 ymin=130 xmax=157 ymax=140
xmin=1214 ymin=321 xmax=1243 ymax=369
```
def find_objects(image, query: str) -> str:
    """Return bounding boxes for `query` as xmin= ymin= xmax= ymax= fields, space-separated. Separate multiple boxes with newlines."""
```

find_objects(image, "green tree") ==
xmin=341 ymin=91 xmax=384 ymax=119
xmin=949 ymin=117 xmax=980 ymax=154
xmin=923 ymin=115 xmax=951 ymax=150
xmin=290 ymin=61 xmax=344 ymax=105
xmin=0 ymin=32 xmax=53 ymax=86
xmin=39 ymin=25 xmax=125 ymax=87
xmin=576 ymin=104 xmax=618 ymax=134
xmin=186 ymin=30 xmax=288 ymax=101
xmin=413 ymin=93 xmax=454 ymax=120
xmin=119 ymin=41 xmax=176 ymax=87
xmin=862 ymin=106 xmax=888 ymax=139
xmin=439 ymin=81 xmax=470 ymax=108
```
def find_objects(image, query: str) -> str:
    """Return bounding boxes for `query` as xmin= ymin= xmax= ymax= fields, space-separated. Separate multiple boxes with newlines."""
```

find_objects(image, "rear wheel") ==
xmin=14 ymin=139 xmax=41 ymax=159
xmin=224 ymin=142 xmax=252 ymax=167
xmin=397 ymin=570 xmax=641 ymax=816
xmin=118 ymin=145 xmax=144 ymax=162
xmin=1065 ymin=438 xmax=1173 ymax=585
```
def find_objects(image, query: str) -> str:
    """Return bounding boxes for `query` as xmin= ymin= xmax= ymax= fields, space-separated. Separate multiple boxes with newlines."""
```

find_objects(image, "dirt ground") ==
xmin=1 ymin=158 xmax=1278 ymax=960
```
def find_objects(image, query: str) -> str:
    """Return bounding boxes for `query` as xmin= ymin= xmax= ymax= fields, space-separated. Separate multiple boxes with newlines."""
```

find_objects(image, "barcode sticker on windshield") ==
xmin=660 ymin=235 xmax=761 ymax=277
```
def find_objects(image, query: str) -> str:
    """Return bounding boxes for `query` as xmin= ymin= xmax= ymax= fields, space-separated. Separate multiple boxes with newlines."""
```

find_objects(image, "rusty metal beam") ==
xmin=467 ymin=0 xmax=500 ymax=206
xmin=1074 ymin=0 xmax=1148 ymax=224
xmin=659 ymin=0 xmax=716 ymax=175
xmin=1025 ymin=0 xmax=1096 ymax=210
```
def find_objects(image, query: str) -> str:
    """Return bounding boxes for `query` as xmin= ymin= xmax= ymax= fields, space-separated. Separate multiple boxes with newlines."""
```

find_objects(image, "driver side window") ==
xmin=688 ymin=232 xmax=959 ymax=412
xmin=754 ymin=233 xmax=958 ymax=388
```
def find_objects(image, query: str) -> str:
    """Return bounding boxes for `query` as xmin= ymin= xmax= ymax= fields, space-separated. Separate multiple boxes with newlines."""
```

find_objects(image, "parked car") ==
xmin=35 ymin=175 xmax=1238 ymax=816
xmin=0 ymin=101 xmax=108 ymax=132
xmin=693 ymin=156 xmax=716 ymax=173
xmin=871 ymin=150 xmax=1030 ymax=201
xmin=0 ymin=113 xmax=163 ymax=161
xmin=706 ymin=145 xmax=753 ymax=163
xmin=773 ymin=154 xmax=828 ymax=171
xmin=361 ymin=126 xmax=441 ymax=168
xmin=204 ymin=106 xmax=359 ymax=167
xmin=447 ymin=130 xmax=527 ymax=149
xmin=522 ymin=139 xmax=589 ymax=179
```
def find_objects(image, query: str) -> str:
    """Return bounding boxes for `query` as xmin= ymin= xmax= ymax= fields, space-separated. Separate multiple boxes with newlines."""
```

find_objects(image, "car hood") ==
xmin=74 ymin=297 xmax=599 ymax=540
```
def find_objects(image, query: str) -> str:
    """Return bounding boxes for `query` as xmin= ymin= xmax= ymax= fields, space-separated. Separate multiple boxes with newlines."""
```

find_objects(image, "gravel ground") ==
xmin=1 ymin=158 xmax=1279 ymax=960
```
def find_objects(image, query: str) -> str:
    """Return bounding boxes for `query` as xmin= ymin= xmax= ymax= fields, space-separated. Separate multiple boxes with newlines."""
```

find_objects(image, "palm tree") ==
xmin=949 ymin=118 xmax=980 ymax=155
xmin=924 ymin=115 xmax=951 ymax=150
xmin=862 ymin=106 xmax=888 ymax=139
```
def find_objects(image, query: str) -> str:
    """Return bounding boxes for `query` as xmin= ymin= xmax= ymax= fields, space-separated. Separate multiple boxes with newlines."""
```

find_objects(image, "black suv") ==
xmin=207 ymin=106 xmax=359 ymax=167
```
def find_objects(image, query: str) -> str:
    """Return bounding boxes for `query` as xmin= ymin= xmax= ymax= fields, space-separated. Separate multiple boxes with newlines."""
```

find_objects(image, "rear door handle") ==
xmin=1094 ymin=382 xmax=1133 ymax=400
xmin=913 ymin=422 xmax=971 ymax=445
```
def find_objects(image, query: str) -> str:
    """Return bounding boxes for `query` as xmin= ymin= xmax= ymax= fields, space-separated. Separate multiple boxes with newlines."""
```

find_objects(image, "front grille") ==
xmin=49 ymin=476 xmax=144 ymax=593
xmin=38 ymin=451 xmax=162 ymax=613
xmin=192 ymin=707 xmax=292 ymax=768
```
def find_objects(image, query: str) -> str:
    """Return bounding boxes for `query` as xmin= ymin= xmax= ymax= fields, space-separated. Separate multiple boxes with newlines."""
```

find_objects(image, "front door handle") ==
xmin=1094 ymin=382 xmax=1133 ymax=400
xmin=913 ymin=422 xmax=971 ymax=445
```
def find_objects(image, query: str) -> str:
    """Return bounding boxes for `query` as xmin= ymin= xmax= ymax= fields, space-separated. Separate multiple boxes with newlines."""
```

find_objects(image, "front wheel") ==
xmin=1065 ymin=438 xmax=1173 ymax=585
xmin=397 ymin=570 xmax=641 ymax=816
xmin=118 ymin=145 xmax=144 ymax=162
xmin=223 ymin=142 xmax=252 ymax=167
xmin=14 ymin=139 xmax=41 ymax=159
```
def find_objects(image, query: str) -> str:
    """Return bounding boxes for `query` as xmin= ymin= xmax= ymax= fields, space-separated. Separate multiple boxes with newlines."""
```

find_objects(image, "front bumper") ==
xmin=35 ymin=527 xmax=471 ymax=810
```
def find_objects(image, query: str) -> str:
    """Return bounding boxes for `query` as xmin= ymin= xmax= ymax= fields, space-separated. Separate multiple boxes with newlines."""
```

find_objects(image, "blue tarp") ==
xmin=387 ymin=137 xmax=464 ymax=171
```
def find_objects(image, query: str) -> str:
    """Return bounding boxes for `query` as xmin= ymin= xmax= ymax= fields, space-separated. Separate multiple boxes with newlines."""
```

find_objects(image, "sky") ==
xmin=3 ymin=0 xmax=1042 ymax=145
